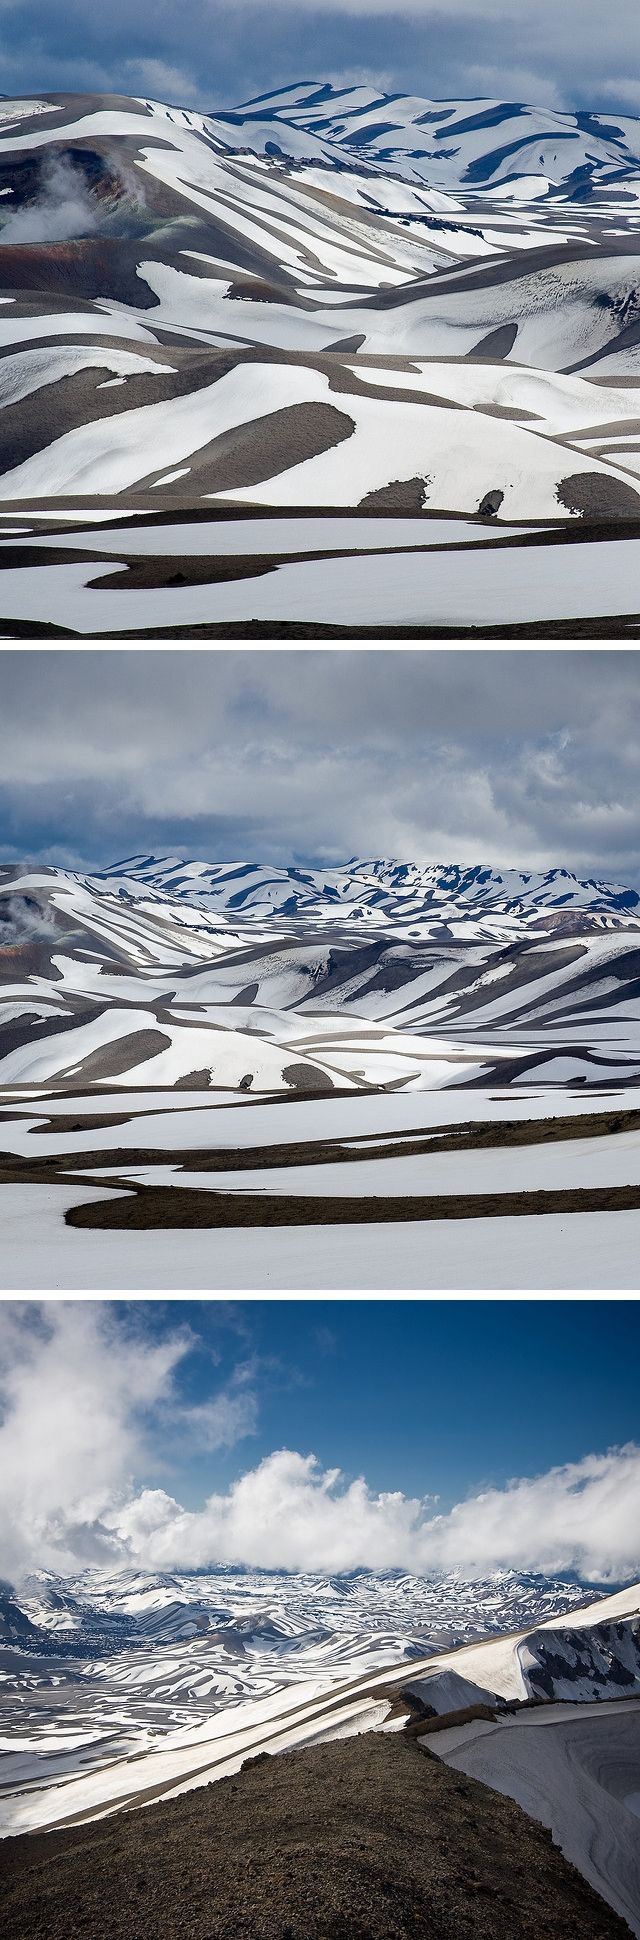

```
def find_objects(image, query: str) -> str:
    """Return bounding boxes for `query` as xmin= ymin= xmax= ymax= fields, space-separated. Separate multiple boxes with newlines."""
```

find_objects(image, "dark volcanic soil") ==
xmin=64 ymin=1180 xmax=640 ymax=1228
xmin=0 ymin=1732 xmax=632 ymax=1940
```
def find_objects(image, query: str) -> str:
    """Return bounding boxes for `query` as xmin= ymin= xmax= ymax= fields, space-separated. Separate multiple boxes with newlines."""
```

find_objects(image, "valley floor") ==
xmin=3 ymin=509 xmax=640 ymax=637
xmin=2 ymin=1086 xmax=639 ymax=1288
xmin=2 ymin=1183 xmax=640 ymax=1288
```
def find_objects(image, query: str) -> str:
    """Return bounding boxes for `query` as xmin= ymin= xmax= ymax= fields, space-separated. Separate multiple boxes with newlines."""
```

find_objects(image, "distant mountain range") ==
xmin=99 ymin=854 xmax=640 ymax=924
xmin=3 ymin=1562 xmax=597 ymax=1658
xmin=210 ymin=83 xmax=640 ymax=194
xmin=1 ymin=854 xmax=639 ymax=1089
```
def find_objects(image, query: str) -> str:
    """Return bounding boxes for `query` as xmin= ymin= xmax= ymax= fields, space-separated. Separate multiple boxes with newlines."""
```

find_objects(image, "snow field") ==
xmin=4 ymin=530 xmax=640 ymax=631
xmin=2 ymin=1184 xmax=640 ymax=1288
xmin=429 ymin=1703 xmax=640 ymax=1937
xmin=95 ymin=1126 xmax=640 ymax=1198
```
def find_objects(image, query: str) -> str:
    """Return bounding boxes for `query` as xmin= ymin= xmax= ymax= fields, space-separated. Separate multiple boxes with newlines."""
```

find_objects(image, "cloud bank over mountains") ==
xmin=3 ymin=0 xmax=640 ymax=116
xmin=116 ymin=1446 xmax=640 ymax=1583
xmin=1 ymin=651 xmax=639 ymax=888
xmin=2 ymin=1304 xmax=638 ymax=1585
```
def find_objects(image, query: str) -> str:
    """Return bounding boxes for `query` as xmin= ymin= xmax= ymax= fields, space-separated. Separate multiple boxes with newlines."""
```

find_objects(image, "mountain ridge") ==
xmin=97 ymin=852 xmax=640 ymax=920
xmin=1 ymin=1569 xmax=639 ymax=1937
xmin=207 ymin=80 xmax=640 ymax=196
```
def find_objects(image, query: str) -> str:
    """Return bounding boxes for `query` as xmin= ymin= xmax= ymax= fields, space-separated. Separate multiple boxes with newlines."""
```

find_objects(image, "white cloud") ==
xmin=124 ymin=57 xmax=200 ymax=106
xmin=2 ymin=0 xmax=640 ymax=121
xmin=201 ymin=0 xmax=614 ymax=14
xmin=598 ymin=78 xmax=640 ymax=114
xmin=2 ymin=650 xmax=640 ymax=886
xmin=0 ymin=1304 xmax=258 ymax=1580
xmin=0 ymin=895 xmax=60 ymax=944
xmin=174 ymin=1380 xmax=259 ymax=1452
xmin=458 ymin=63 xmax=563 ymax=109
xmin=108 ymin=1445 xmax=640 ymax=1582
xmin=0 ymin=1306 xmax=638 ymax=1585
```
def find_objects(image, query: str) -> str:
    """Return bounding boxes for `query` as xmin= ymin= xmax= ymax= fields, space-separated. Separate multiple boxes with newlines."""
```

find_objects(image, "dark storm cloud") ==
xmin=0 ymin=649 xmax=639 ymax=887
xmin=2 ymin=0 xmax=640 ymax=114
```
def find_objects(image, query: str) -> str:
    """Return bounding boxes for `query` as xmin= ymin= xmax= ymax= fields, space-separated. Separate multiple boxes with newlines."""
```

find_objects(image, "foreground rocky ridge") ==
xmin=1 ymin=1731 xmax=633 ymax=1940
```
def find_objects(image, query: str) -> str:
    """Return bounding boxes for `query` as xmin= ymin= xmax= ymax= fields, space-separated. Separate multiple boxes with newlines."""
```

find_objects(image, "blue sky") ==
xmin=1 ymin=651 xmax=639 ymax=888
xmin=2 ymin=1300 xmax=639 ymax=1582
xmin=129 ymin=1299 xmax=640 ymax=1508
xmin=3 ymin=1 xmax=640 ymax=117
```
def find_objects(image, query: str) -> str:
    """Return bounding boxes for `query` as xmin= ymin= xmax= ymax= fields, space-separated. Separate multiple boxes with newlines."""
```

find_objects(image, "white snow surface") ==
xmin=0 ymin=347 xmax=171 ymax=409
xmin=430 ymin=1703 xmax=640 ymax=1936
xmin=6 ymin=514 xmax=541 ymax=556
xmin=4 ymin=534 xmax=640 ymax=631
xmin=2 ymin=1185 xmax=640 ymax=1288
xmin=108 ymin=1128 xmax=640 ymax=1198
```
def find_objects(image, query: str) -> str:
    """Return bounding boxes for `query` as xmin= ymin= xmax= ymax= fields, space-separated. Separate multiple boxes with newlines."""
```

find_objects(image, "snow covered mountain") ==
xmin=7 ymin=1563 xmax=595 ymax=1660
xmin=214 ymin=82 xmax=640 ymax=197
xmin=0 ymin=1567 xmax=630 ymax=1804
xmin=1 ymin=854 xmax=640 ymax=1090
xmin=3 ymin=86 xmax=640 ymax=632
xmin=99 ymin=854 xmax=640 ymax=925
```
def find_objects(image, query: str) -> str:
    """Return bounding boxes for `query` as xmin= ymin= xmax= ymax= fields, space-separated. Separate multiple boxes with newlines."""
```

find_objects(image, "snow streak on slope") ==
xmin=1 ymin=855 xmax=639 ymax=1092
xmin=214 ymin=85 xmax=640 ymax=196
xmin=97 ymin=854 xmax=640 ymax=922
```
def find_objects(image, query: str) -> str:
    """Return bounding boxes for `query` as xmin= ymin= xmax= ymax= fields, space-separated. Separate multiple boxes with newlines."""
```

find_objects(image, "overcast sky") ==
xmin=3 ymin=0 xmax=640 ymax=116
xmin=2 ymin=1300 xmax=639 ymax=1581
xmin=0 ymin=648 xmax=638 ymax=887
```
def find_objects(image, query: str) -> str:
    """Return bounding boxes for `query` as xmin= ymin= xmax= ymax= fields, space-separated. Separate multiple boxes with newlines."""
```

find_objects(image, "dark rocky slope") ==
xmin=0 ymin=1730 xmax=633 ymax=1940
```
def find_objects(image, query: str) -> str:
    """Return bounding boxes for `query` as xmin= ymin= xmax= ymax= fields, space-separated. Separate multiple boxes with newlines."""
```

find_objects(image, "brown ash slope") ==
xmin=1 ymin=1731 xmax=634 ymax=1940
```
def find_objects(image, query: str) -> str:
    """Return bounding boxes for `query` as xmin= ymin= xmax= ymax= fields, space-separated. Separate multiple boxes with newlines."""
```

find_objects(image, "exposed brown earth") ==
xmin=1 ymin=1102 xmax=640 ymax=1228
xmin=63 ymin=1181 xmax=640 ymax=1229
xmin=31 ymin=617 xmax=637 ymax=640
xmin=0 ymin=1731 xmax=632 ymax=1940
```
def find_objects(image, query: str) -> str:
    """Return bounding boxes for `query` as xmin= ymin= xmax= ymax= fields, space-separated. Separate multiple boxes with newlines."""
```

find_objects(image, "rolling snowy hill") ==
xmin=212 ymin=84 xmax=640 ymax=195
xmin=2 ymin=851 xmax=640 ymax=1286
xmin=3 ymin=87 xmax=640 ymax=630
xmin=1 ymin=853 xmax=639 ymax=1092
